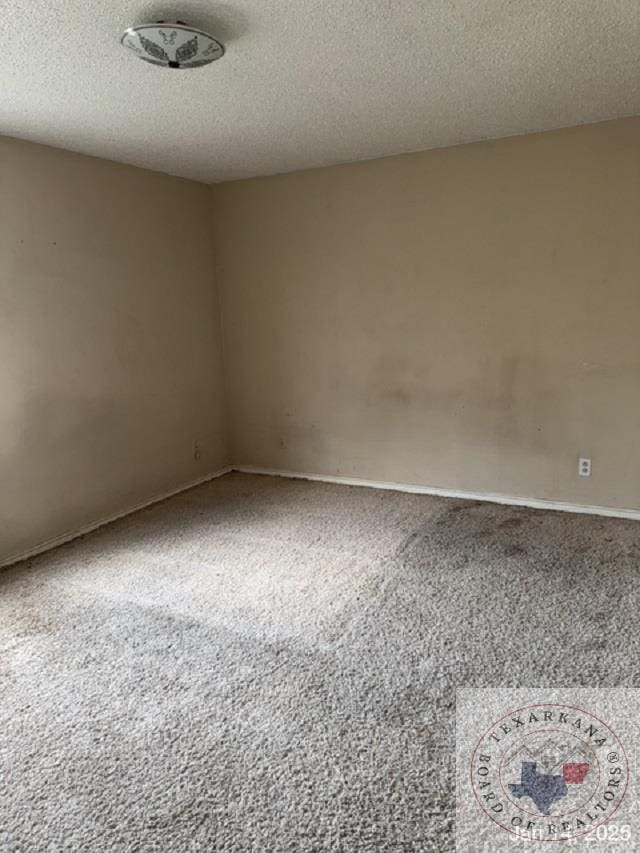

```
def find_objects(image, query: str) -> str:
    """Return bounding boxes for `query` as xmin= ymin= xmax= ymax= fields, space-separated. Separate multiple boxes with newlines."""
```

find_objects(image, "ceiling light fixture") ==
xmin=121 ymin=21 xmax=225 ymax=69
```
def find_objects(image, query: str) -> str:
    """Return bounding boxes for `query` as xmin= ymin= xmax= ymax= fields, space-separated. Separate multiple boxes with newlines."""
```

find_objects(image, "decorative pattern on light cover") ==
xmin=121 ymin=23 xmax=224 ymax=69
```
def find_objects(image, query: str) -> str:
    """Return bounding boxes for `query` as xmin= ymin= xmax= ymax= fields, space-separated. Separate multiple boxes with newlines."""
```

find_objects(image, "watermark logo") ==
xmin=470 ymin=703 xmax=629 ymax=842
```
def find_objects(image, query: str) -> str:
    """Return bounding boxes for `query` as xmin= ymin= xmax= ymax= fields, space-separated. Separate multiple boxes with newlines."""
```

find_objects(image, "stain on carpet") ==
xmin=1 ymin=472 xmax=639 ymax=851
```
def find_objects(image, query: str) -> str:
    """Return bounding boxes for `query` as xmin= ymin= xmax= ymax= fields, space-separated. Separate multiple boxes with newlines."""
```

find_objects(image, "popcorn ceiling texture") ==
xmin=0 ymin=1 xmax=639 ymax=182
xmin=2 ymin=472 xmax=639 ymax=851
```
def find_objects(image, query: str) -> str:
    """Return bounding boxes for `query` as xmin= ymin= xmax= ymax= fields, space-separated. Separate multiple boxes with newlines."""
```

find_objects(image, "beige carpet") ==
xmin=1 ymin=472 xmax=639 ymax=851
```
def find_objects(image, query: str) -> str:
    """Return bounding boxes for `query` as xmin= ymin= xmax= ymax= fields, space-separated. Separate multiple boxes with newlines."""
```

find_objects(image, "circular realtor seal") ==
xmin=470 ymin=703 xmax=629 ymax=842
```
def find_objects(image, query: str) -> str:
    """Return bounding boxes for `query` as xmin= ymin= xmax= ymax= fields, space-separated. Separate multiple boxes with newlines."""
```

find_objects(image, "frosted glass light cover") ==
xmin=121 ymin=22 xmax=225 ymax=69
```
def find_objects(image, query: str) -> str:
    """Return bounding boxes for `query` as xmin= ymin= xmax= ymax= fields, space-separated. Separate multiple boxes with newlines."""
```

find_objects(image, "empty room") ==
xmin=1 ymin=2 xmax=639 ymax=850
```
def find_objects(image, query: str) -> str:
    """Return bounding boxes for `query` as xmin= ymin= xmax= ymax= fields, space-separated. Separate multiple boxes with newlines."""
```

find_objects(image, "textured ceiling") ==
xmin=1 ymin=1 xmax=639 ymax=183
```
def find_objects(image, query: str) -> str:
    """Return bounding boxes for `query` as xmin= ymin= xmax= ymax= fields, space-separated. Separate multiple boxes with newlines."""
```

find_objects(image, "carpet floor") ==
xmin=1 ymin=472 xmax=639 ymax=852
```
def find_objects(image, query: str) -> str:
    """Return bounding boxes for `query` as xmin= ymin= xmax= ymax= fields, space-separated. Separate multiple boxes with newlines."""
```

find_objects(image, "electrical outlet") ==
xmin=578 ymin=457 xmax=591 ymax=477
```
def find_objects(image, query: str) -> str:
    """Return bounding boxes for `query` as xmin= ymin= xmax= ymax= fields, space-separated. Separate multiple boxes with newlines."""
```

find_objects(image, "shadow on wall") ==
xmin=134 ymin=2 xmax=249 ymax=43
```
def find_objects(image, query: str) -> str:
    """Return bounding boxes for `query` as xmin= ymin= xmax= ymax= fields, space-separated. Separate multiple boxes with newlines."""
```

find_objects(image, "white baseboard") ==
xmin=4 ymin=463 xmax=638 ymax=570
xmin=0 ymin=466 xmax=232 ymax=570
xmin=232 ymin=465 xmax=640 ymax=521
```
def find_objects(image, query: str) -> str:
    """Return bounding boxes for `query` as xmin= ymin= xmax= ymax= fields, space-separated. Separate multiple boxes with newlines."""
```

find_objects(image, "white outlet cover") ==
xmin=579 ymin=457 xmax=592 ymax=477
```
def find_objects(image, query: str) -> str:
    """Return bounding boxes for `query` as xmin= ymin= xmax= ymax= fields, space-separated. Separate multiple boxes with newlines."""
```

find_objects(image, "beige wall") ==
xmin=2 ymin=118 xmax=638 ymax=566
xmin=213 ymin=118 xmax=640 ymax=510
xmin=0 ymin=137 xmax=228 ymax=564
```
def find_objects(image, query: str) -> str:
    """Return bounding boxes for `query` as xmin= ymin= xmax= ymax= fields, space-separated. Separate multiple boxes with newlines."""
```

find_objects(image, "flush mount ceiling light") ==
xmin=121 ymin=21 xmax=225 ymax=69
